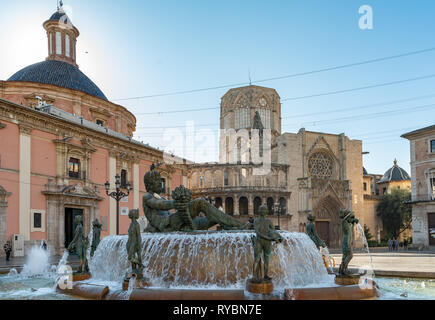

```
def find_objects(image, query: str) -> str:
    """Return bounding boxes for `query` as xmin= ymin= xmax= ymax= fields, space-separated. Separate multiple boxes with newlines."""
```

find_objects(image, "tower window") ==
xmin=49 ymin=33 xmax=53 ymax=54
xmin=224 ymin=171 xmax=229 ymax=186
xmin=96 ymin=119 xmax=104 ymax=126
xmin=431 ymin=177 xmax=435 ymax=199
xmin=65 ymin=34 xmax=70 ymax=57
xmin=363 ymin=182 xmax=367 ymax=191
xmin=235 ymin=108 xmax=250 ymax=129
xmin=161 ymin=178 xmax=166 ymax=193
xmin=56 ymin=32 xmax=62 ymax=55
xmin=256 ymin=108 xmax=271 ymax=129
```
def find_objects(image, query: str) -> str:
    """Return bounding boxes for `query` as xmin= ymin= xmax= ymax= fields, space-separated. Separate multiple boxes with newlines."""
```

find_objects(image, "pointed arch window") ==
xmin=235 ymin=108 xmax=250 ymax=129
xmin=255 ymin=108 xmax=270 ymax=129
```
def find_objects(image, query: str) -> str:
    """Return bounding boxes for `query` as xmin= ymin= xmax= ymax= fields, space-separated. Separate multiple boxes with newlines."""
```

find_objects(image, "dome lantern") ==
xmin=43 ymin=1 xmax=79 ymax=67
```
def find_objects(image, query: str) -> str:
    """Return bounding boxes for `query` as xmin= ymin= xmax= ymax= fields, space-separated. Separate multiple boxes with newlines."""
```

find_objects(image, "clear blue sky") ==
xmin=1 ymin=0 xmax=435 ymax=174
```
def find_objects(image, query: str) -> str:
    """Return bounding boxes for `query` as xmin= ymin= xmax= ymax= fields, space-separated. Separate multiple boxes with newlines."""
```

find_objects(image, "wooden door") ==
xmin=315 ymin=221 xmax=330 ymax=247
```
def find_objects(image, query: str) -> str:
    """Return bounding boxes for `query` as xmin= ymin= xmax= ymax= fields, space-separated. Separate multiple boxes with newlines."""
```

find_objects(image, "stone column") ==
xmin=57 ymin=200 xmax=65 ymax=254
xmin=248 ymin=195 xmax=254 ymax=216
xmin=0 ymin=186 xmax=11 ymax=256
xmin=234 ymin=195 xmax=239 ymax=216
xmin=133 ymin=161 xmax=140 ymax=210
xmin=109 ymin=152 xmax=117 ymax=235
xmin=19 ymin=124 xmax=32 ymax=241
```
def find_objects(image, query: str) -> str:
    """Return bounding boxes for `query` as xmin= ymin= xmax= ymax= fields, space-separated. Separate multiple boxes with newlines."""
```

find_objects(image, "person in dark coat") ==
xmin=3 ymin=241 xmax=12 ymax=261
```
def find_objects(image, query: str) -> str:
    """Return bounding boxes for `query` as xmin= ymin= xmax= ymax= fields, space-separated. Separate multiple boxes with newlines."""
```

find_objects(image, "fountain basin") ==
xmin=285 ymin=284 xmax=380 ymax=300
xmin=89 ymin=231 xmax=329 ymax=289
xmin=56 ymin=282 xmax=109 ymax=300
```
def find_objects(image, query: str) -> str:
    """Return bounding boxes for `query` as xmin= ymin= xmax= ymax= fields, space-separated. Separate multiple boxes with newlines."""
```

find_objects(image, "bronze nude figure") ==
xmin=126 ymin=209 xmax=144 ymax=278
xmin=306 ymin=214 xmax=326 ymax=249
xmin=252 ymin=204 xmax=283 ymax=282
xmin=338 ymin=209 xmax=359 ymax=275
xmin=67 ymin=215 xmax=89 ymax=274
xmin=90 ymin=218 xmax=102 ymax=257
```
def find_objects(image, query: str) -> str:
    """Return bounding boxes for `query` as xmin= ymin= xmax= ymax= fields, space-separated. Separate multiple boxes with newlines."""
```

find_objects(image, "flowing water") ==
xmin=354 ymin=223 xmax=375 ymax=285
xmin=86 ymin=224 xmax=94 ymax=263
xmin=0 ymin=245 xmax=78 ymax=300
xmin=319 ymin=246 xmax=334 ymax=273
xmin=20 ymin=246 xmax=51 ymax=277
xmin=89 ymin=230 xmax=331 ymax=289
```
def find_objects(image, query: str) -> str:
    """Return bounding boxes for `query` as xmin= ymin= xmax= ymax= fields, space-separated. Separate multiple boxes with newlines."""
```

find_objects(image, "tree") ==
xmin=376 ymin=188 xmax=412 ymax=238
xmin=363 ymin=225 xmax=374 ymax=241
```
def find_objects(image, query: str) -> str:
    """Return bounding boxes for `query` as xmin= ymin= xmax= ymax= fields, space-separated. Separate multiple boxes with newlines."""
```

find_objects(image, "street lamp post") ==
xmin=105 ymin=174 xmax=131 ymax=235
xmin=274 ymin=202 xmax=282 ymax=230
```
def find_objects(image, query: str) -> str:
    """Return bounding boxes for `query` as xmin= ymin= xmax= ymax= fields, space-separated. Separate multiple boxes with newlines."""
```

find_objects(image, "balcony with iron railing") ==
xmin=68 ymin=170 xmax=86 ymax=181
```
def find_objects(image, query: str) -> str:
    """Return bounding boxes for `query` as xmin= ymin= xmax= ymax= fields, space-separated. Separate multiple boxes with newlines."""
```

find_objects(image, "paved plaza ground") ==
xmin=329 ymin=247 xmax=435 ymax=278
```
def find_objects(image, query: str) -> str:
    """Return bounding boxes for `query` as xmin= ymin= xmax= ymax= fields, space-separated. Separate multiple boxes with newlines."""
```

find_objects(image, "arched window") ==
xmin=224 ymin=170 xmax=229 ymax=186
xmin=235 ymin=108 xmax=250 ymax=129
xmin=279 ymin=197 xmax=287 ymax=214
xmin=267 ymin=197 xmax=274 ymax=215
xmin=225 ymin=197 xmax=234 ymax=215
xmin=49 ymin=33 xmax=53 ymax=54
xmin=255 ymin=108 xmax=271 ymax=129
xmin=214 ymin=197 xmax=222 ymax=209
xmin=253 ymin=197 xmax=262 ymax=215
xmin=161 ymin=178 xmax=166 ymax=193
xmin=56 ymin=32 xmax=62 ymax=54
xmin=239 ymin=197 xmax=249 ymax=215
xmin=65 ymin=34 xmax=70 ymax=57
xmin=308 ymin=152 xmax=334 ymax=179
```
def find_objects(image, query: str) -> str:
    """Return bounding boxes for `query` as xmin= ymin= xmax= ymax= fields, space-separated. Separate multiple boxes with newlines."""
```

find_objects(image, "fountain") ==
xmin=90 ymin=231 xmax=329 ymax=288
xmin=54 ymin=167 xmax=380 ymax=300
xmin=21 ymin=245 xmax=50 ymax=277
xmin=15 ymin=167 xmax=380 ymax=300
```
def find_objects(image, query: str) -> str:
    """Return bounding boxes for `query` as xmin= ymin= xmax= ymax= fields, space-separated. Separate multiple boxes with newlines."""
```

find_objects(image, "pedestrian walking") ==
xmin=387 ymin=238 xmax=392 ymax=251
xmin=404 ymin=239 xmax=408 ymax=250
xmin=395 ymin=239 xmax=399 ymax=251
xmin=3 ymin=241 xmax=12 ymax=261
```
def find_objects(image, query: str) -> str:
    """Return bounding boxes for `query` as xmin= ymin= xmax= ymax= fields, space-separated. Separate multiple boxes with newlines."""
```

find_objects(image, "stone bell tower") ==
xmin=219 ymin=85 xmax=282 ymax=163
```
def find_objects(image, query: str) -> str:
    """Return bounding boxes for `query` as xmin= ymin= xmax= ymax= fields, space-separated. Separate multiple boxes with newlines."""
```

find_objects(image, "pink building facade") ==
xmin=0 ymin=6 xmax=186 ymax=254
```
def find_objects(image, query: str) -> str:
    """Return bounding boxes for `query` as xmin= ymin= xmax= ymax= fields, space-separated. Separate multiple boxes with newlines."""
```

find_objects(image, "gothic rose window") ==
xmin=308 ymin=152 xmax=334 ymax=179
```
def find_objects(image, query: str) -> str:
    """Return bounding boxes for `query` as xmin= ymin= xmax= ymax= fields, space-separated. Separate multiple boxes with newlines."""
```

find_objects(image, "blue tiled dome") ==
xmin=379 ymin=159 xmax=410 ymax=183
xmin=7 ymin=60 xmax=108 ymax=101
